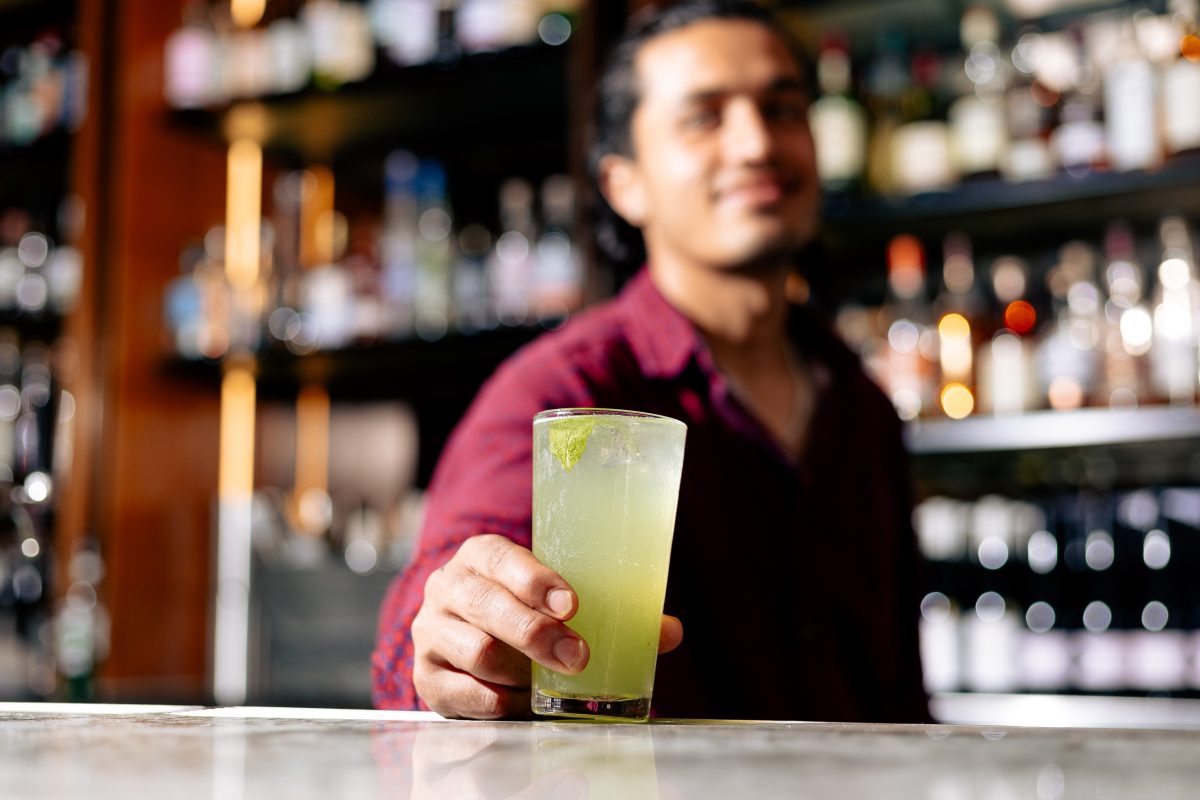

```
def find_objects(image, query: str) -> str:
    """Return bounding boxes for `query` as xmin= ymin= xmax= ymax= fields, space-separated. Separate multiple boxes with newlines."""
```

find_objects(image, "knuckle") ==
xmin=511 ymin=611 xmax=551 ymax=650
xmin=457 ymin=536 xmax=481 ymax=559
xmin=412 ymin=660 xmax=438 ymax=705
xmin=462 ymin=630 xmax=498 ymax=672
xmin=460 ymin=576 xmax=497 ymax=617
xmin=508 ymin=562 xmax=541 ymax=598
xmin=483 ymin=538 xmax=515 ymax=576
xmin=411 ymin=609 xmax=436 ymax=649
xmin=422 ymin=569 xmax=444 ymax=602
xmin=473 ymin=685 xmax=507 ymax=720
xmin=461 ymin=534 xmax=498 ymax=563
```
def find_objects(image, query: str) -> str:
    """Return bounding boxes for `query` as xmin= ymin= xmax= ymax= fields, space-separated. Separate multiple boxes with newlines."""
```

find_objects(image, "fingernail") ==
xmin=547 ymin=589 xmax=572 ymax=617
xmin=554 ymin=637 xmax=586 ymax=671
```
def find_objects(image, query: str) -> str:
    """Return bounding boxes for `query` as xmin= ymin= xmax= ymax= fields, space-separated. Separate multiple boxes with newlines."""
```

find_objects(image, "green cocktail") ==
xmin=531 ymin=408 xmax=687 ymax=721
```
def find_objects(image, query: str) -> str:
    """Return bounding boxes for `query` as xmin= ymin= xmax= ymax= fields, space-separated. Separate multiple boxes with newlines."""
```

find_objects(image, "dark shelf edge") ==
xmin=824 ymin=154 xmax=1200 ymax=237
xmin=161 ymin=324 xmax=549 ymax=401
xmin=166 ymin=43 xmax=571 ymax=161
xmin=907 ymin=407 xmax=1200 ymax=455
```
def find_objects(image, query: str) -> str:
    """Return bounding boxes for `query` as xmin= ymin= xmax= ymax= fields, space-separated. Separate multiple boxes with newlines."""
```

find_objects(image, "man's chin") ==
xmin=715 ymin=229 xmax=814 ymax=272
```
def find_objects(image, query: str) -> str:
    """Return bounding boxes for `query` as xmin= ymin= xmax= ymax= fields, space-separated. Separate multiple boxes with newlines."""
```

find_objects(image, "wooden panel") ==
xmin=90 ymin=0 xmax=226 ymax=700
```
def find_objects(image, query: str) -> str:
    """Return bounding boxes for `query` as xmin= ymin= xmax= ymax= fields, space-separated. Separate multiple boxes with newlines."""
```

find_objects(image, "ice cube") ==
xmin=591 ymin=421 xmax=642 ymax=467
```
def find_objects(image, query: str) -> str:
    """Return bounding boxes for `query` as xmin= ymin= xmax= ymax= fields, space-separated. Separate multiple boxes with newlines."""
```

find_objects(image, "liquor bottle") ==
xmin=164 ymin=2 xmax=219 ymax=109
xmin=933 ymin=233 xmax=983 ymax=418
xmin=371 ymin=0 xmax=440 ymax=66
xmin=1009 ymin=498 xmax=1069 ymax=692
xmin=453 ymin=224 xmax=492 ymax=334
xmin=380 ymin=151 xmax=420 ymax=337
xmin=457 ymin=0 xmax=542 ymax=52
xmin=14 ymin=344 xmax=52 ymax=481
xmin=266 ymin=15 xmax=312 ymax=95
xmin=227 ymin=21 xmax=273 ymax=100
xmin=1148 ymin=216 xmax=1199 ymax=407
xmin=538 ymin=0 xmax=581 ymax=47
xmin=164 ymin=246 xmax=207 ymax=359
xmin=1070 ymin=494 xmax=1126 ymax=692
xmin=914 ymin=496 xmax=968 ymax=693
xmin=530 ymin=175 xmax=582 ymax=320
xmin=963 ymin=588 xmax=1020 ymax=693
xmin=864 ymin=28 xmax=908 ymax=195
xmin=456 ymin=0 xmax=511 ymax=52
xmin=1099 ymin=222 xmax=1152 ymax=408
xmin=948 ymin=5 xmax=1008 ymax=179
xmin=435 ymin=0 xmax=463 ymax=65
xmin=1162 ymin=0 xmax=1200 ymax=155
xmin=1103 ymin=15 xmax=1162 ymax=172
xmin=1049 ymin=26 xmax=1106 ymax=176
xmin=977 ymin=256 xmax=1038 ymax=414
xmin=304 ymin=0 xmax=375 ymax=89
xmin=45 ymin=236 xmax=83 ymax=316
xmin=413 ymin=160 xmax=454 ymax=341
xmin=488 ymin=178 xmax=537 ymax=326
xmin=808 ymin=32 xmax=867 ymax=192
xmin=300 ymin=167 xmax=354 ymax=349
xmin=1115 ymin=489 xmax=1187 ymax=691
xmin=1035 ymin=241 xmax=1103 ymax=410
xmin=878 ymin=235 xmax=935 ymax=420
xmin=891 ymin=48 xmax=957 ymax=194
xmin=0 ymin=331 xmax=20 ymax=483
xmin=1001 ymin=26 xmax=1054 ymax=182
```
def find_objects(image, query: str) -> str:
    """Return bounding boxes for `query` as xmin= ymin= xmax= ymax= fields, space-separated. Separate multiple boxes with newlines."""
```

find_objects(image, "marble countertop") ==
xmin=1 ymin=703 xmax=1198 ymax=799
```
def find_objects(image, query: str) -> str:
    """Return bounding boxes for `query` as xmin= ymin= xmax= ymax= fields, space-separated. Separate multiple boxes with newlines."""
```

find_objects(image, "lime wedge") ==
xmin=548 ymin=416 xmax=595 ymax=472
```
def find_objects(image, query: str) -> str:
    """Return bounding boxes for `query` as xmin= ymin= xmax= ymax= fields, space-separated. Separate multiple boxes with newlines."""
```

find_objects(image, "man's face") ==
xmin=609 ymin=19 xmax=820 ymax=272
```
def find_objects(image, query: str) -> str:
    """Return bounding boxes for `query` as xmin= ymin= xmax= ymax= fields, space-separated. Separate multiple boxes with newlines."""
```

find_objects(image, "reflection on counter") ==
xmin=6 ymin=703 xmax=1200 ymax=799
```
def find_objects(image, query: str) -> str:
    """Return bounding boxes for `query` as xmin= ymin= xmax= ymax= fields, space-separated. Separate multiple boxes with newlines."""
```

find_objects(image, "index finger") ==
xmin=458 ymin=535 xmax=578 ymax=621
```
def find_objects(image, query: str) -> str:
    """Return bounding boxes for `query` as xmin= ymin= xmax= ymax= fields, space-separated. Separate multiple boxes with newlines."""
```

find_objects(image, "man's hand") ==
xmin=412 ymin=534 xmax=684 ymax=719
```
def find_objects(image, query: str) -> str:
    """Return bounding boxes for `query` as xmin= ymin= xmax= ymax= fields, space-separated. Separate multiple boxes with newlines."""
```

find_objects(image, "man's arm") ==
xmin=371 ymin=358 xmax=572 ymax=713
xmin=372 ymin=336 xmax=684 ymax=717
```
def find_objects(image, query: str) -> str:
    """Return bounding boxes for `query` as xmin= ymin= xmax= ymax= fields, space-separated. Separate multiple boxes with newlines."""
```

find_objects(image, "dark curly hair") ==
xmin=589 ymin=1 xmax=812 ymax=273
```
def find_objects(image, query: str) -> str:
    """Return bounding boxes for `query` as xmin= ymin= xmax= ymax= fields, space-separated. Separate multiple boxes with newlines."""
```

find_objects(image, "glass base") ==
xmin=532 ymin=690 xmax=651 ymax=722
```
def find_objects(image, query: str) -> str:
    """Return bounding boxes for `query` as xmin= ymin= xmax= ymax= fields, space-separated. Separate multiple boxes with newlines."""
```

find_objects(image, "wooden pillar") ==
xmin=84 ymin=0 xmax=227 ymax=703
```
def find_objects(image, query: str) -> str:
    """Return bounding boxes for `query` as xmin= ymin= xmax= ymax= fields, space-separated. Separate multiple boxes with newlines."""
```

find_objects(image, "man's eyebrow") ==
xmin=679 ymin=76 xmax=808 ymax=105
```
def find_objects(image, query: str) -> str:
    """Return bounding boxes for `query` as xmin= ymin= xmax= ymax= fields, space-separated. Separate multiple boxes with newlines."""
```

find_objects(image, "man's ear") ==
xmin=598 ymin=153 xmax=648 ymax=228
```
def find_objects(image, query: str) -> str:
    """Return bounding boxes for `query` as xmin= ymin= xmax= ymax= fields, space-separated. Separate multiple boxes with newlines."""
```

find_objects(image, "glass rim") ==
xmin=533 ymin=407 xmax=687 ymax=430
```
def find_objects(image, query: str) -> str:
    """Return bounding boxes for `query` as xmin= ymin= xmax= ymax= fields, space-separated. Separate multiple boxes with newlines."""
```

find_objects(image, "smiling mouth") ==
xmin=717 ymin=177 xmax=798 ymax=208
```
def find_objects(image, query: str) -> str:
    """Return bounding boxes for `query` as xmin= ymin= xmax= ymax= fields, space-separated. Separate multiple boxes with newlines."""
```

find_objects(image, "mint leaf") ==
xmin=548 ymin=417 xmax=595 ymax=472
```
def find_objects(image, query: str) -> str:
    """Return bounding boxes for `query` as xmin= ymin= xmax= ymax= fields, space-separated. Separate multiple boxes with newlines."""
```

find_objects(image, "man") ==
xmin=373 ymin=0 xmax=928 ymax=722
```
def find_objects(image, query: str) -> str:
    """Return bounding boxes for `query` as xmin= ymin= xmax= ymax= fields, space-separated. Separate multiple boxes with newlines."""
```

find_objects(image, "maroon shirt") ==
xmin=372 ymin=269 xmax=929 ymax=722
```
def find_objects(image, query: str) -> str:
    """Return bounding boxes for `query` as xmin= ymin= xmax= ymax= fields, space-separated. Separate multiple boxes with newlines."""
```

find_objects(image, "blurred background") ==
xmin=1 ymin=0 xmax=1199 ymax=727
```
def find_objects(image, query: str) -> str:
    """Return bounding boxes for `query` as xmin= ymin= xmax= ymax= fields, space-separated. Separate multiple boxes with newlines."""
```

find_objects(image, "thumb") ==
xmin=658 ymin=614 xmax=684 ymax=654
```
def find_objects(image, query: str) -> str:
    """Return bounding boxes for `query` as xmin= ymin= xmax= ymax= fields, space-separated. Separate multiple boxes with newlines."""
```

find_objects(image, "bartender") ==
xmin=373 ymin=0 xmax=929 ymax=723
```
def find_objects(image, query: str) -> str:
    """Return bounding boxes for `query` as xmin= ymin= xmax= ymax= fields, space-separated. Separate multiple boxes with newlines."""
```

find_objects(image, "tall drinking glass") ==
xmin=531 ymin=408 xmax=687 ymax=722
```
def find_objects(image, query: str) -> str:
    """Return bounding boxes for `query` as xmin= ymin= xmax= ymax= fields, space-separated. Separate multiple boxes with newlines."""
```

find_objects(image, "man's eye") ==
xmin=682 ymin=109 xmax=720 ymax=129
xmin=764 ymin=101 xmax=807 ymax=122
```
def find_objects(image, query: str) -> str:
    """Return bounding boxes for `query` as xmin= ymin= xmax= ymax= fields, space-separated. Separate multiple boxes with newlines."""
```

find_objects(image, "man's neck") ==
xmin=648 ymin=257 xmax=791 ymax=358
xmin=648 ymin=255 xmax=813 ymax=456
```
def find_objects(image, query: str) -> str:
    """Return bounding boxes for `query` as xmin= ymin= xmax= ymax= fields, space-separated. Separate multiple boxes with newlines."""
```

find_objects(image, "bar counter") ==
xmin=2 ymin=703 xmax=1198 ymax=798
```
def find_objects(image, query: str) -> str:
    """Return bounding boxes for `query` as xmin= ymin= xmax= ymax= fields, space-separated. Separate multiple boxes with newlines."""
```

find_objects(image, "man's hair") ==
xmin=589 ymin=1 xmax=811 ymax=270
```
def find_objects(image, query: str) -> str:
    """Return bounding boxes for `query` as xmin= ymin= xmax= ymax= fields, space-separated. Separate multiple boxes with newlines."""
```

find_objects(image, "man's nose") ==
xmin=721 ymin=99 xmax=772 ymax=163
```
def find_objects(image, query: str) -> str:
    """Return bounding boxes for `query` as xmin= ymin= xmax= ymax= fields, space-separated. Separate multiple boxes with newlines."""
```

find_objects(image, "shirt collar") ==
xmin=617 ymin=266 xmax=859 ymax=382
xmin=617 ymin=268 xmax=704 ymax=380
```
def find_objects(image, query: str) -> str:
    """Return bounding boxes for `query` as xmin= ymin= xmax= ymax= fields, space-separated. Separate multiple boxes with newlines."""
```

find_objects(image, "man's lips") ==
xmin=715 ymin=176 xmax=797 ymax=207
